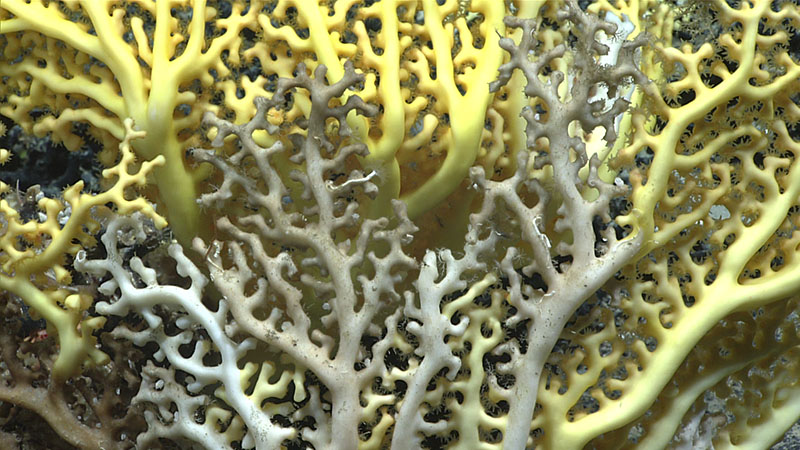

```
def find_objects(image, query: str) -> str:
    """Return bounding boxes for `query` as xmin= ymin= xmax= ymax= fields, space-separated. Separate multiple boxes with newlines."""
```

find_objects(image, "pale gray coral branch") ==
xmin=193 ymin=62 xmax=416 ymax=450
xmin=480 ymin=1 xmax=649 ymax=448
xmin=75 ymin=215 xmax=295 ymax=449
xmin=392 ymin=230 xmax=498 ymax=450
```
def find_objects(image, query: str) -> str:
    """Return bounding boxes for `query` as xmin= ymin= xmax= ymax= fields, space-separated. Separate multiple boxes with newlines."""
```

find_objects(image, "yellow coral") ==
xmin=0 ymin=118 xmax=165 ymax=379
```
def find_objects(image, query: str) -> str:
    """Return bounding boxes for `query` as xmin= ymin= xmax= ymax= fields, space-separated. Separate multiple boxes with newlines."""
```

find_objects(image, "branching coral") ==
xmin=0 ymin=118 xmax=165 ymax=379
xmin=0 ymin=0 xmax=583 ymax=249
xmin=3 ymin=0 xmax=800 ymax=449
xmin=0 ymin=0 xmax=512 ymax=243
xmin=532 ymin=0 xmax=800 ymax=448
xmin=0 ymin=290 xmax=145 ymax=449
xmin=75 ymin=214 xmax=296 ymax=449
xmin=67 ymin=2 xmax=652 ymax=447
xmin=0 ymin=0 xmax=263 ymax=242
xmin=190 ymin=61 xmax=420 ymax=450
xmin=443 ymin=2 xmax=649 ymax=446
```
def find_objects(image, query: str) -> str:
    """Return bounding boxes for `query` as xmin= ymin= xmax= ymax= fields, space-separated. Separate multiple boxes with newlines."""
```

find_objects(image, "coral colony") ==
xmin=2 ymin=0 xmax=800 ymax=448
